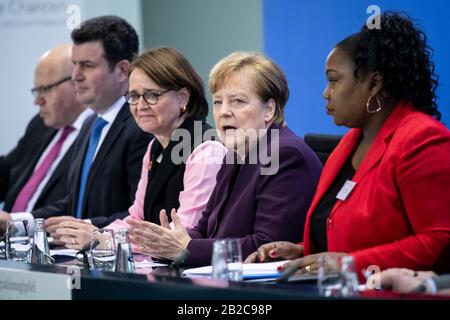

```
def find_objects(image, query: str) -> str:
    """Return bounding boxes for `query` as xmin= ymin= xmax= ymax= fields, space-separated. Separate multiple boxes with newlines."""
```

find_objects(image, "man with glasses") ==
xmin=41 ymin=16 xmax=152 ymax=244
xmin=0 ymin=45 xmax=93 ymax=231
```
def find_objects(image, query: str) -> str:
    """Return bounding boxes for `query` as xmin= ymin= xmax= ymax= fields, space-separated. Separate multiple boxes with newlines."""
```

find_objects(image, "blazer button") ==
xmin=327 ymin=218 xmax=333 ymax=229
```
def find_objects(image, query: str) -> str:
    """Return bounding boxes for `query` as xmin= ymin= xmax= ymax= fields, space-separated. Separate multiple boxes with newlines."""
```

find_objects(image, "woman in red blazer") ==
xmin=246 ymin=12 xmax=450 ymax=276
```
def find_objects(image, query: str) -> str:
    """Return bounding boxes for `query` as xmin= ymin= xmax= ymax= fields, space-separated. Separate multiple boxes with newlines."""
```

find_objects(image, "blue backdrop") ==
xmin=264 ymin=0 xmax=450 ymax=137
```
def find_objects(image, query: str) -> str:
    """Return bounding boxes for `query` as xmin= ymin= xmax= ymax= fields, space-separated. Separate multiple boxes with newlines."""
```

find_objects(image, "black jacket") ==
xmin=32 ymin=104 xmax=153 ymax=227
xmin=1 ymin=115 xmax=73 ymax=211
xmin=143 ymin=117 xmax=212 ymax=224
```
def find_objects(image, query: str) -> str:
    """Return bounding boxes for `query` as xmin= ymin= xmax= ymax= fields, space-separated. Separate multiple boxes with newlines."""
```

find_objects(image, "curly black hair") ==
xmin=71 ymin=15 xmax=139 ymax=70
xmin=336 ymin=11 xmax=440 ymax=120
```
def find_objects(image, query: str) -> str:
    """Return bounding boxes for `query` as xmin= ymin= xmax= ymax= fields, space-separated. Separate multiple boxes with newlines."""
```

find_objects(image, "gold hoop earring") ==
xmin=366 ymin=95 xmax=382 ymax=114
xmin=180 ymin=105 xmax=187 ymax=113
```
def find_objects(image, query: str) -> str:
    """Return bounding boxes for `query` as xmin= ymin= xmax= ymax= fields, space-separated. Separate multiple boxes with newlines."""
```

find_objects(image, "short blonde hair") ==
xmin=209 ymin=51 xmax=289 ymax=125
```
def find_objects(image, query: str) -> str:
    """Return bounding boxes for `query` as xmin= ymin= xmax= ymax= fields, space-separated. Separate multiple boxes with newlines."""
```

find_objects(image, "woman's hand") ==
xmin=244 ymin=241 xmax=304 ymax=263
xmin=279 ymin=252 xmax=348 ymax=275
xmin=127 ymin=208 xmax=191 ymax=261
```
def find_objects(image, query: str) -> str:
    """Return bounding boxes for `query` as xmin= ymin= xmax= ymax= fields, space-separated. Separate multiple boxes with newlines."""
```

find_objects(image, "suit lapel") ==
xmin=208 ymin=161 xmax=238 ymax=236
xmin=143 ymin=117 xmax=200 ymax=216
xmin=303 ymin=129 xmax=359 ymax=252
xmin=81 ymin=104 xmax=129 ymax=211
xmin=36 ymin=143 xmax=74 ymax=205
xmin=308 ymin=129 xmax=360 ymax=214
xmin=331 ymin=103 xmax=413 ymax=215
xmin=353 ymin=103 xmax=412 ymax=181
xmin=12 ymin=128 xmax=57 ymax=199
xmin=71 ymin=115 xmax=95 ymax=209
xmin=209 ymin=125 xmax=279 ymax=237
xmin=304 ymin=101 xmax=416 ymax=253
xmin=143 ymin=141 xmax=180 ymax=216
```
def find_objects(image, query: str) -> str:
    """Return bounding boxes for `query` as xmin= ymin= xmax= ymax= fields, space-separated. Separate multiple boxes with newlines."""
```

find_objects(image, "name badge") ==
xmin=336 ymin=180 xmax=356 ymax=201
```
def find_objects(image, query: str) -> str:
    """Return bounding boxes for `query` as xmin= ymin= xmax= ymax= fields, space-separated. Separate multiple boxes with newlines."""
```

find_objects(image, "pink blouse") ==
xmin=107 ymin=139 xmax=228 ymax=232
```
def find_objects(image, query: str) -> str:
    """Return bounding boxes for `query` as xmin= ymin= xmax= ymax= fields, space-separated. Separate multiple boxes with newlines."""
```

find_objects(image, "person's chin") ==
xmin=332 ymin=117 xmax=344 ymax=127
xmin=139 ymin=123 xmax=157 ymax=134
xmin=42 ymin=118 xmax=54 ymax=127
xmin=76 ymin=92 xmax=94 ymax=105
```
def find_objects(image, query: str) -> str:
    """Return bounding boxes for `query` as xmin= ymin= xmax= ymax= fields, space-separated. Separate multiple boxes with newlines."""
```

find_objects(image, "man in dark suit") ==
xmin=0 ymin=45 xmax=90 ymax=231
xmin=43 ymin=16 xmax=152 ymax=243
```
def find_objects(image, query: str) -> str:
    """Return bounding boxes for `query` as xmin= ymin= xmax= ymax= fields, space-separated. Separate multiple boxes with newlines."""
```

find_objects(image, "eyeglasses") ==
xmin=31 ymin=76 xmax=72 ymax=98
xmin=125 ymin=88 xmax=177 ymax=106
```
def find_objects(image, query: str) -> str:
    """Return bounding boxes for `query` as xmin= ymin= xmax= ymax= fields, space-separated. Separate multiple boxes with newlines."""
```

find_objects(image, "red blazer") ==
xmin=303 ymin=101 xmax=450 ymax=273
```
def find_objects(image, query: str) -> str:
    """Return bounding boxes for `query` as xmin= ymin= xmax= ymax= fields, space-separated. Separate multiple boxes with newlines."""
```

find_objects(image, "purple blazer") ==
xmin=186 ymin=124 xmax=323 ymax=266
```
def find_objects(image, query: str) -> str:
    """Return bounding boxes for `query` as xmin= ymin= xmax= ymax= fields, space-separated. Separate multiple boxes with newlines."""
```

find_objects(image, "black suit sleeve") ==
xmin=1 ymin=121 xmax=29 ymax=202
xmin=31 ymin=196 xmax=69 ymax=219
xmin=90 ymin=211 xmax=130 ymax=228
xmin=0 ymin=114 xmax=49 ymax=204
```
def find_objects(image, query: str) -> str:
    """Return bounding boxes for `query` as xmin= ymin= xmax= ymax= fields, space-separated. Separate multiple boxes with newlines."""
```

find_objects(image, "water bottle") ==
xmin=114 ymin=229 xmax=135 ymax=273
xmin=31 ymin=218 xmax=54 ymax=265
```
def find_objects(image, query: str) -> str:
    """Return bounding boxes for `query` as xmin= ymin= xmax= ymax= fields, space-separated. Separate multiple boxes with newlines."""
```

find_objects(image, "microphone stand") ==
xmin=77 ymin=239 xmax=100 ymax=272
xmin=169 ymin=249 xmax=190 ymax=277
xmin=81 ymin=251 xmax=90 ymax=271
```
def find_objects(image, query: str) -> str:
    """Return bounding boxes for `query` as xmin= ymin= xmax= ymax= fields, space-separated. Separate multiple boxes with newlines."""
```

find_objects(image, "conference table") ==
xmin=0 ymin=257 xmax=323 ymax=300
xmin=1 ymin=254 xmax=446 ymax=302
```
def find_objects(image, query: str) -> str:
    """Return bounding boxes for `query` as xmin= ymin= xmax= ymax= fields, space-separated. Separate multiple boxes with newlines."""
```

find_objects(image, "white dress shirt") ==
xmin=12 ymin=97 xmax=126 ymax=232
xmin=93 ymin=96 xmax=126 ymax=159
xmin=11 ymin=108 xmax=94 ymax=231
xmin=26 ymin=108 xmax=95 ymax=211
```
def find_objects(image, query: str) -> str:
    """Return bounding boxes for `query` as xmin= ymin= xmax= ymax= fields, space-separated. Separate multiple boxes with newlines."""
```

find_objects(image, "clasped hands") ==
xmin=45 ymin=216 xmax=96 ymax=249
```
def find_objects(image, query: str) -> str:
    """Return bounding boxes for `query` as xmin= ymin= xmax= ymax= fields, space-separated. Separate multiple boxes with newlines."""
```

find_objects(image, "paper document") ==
xmin=134 ymin=259 xmax=168 ymax=268
xmin=50 ymin=248 xmax=79 ymax=257
xmin=48 ymin=250 xmax=169 ymax=268
xmin=1 ymin=237 xmax=54 ymax=247
xmin=183 ymin=260 xmax=290 ymax=279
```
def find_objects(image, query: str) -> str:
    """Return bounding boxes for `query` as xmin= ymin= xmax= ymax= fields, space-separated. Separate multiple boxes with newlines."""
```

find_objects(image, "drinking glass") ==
xmin=5 ymin=220 xmax=31 ymax=263
xmin=317 ymin=255 xmax=359 ymax=297
xmin=211 ymin=238 xmax=243 ymax=281
xmin=91 ymin=229 xmax=116 ymax=271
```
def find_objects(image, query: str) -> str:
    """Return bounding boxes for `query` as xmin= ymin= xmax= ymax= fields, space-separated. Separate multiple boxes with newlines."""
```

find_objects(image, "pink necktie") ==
xmin=11 ymin=126 xmax=75 ymax=212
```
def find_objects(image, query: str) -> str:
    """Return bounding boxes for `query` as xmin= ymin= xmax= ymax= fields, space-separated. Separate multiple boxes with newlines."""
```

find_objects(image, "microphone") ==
xmin=169 ymin=249 xmax=190 ymax=277
xmin=276 ymin=261 xmax=300 ymax=283
xmin=77 ymin=239 xmax=100 ymax=271
xmin=77 ymin=238 xmax=100 ymax=255
xmin=170 ymin=249 xmax=190 ymax=268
